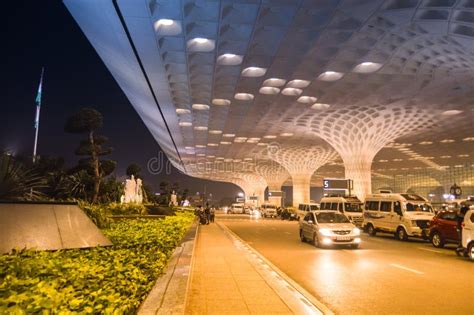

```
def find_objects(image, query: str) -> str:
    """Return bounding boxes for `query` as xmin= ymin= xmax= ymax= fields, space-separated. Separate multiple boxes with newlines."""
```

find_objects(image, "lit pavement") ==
xmin=218 ymin=214 xmax=474 ymax=315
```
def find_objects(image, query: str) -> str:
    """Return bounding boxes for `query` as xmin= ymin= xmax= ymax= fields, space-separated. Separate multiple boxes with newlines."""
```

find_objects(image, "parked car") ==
xmin=299 ymin=211 xmax=361 ymax=249
xmin=429 ymin=210 xmax=459 ymax=248
xmin=260 ymin=204 xmax=278 ymax=218
xmin=363 ymin=193 xmax=435 ymax=241
xmin=280 ymin=207 xmax=298 ymax=221
xmin=456 ymin=208 xmax=474 ymax=261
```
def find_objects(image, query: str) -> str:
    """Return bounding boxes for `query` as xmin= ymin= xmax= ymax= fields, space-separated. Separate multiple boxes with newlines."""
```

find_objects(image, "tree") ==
xmin=65 ymin=108 xmax=114 ymax=203
xmin=126 ymin=163 xmax=141 ymax=178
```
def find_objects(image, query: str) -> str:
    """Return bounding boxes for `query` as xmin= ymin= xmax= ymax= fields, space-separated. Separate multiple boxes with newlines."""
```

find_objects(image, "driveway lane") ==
xmin=220 ymin=217 xmax=474 ymax=315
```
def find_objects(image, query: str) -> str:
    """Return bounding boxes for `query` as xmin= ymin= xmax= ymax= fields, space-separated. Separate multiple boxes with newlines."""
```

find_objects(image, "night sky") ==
xmin=3 ymin=1 xmax=241 ymax=201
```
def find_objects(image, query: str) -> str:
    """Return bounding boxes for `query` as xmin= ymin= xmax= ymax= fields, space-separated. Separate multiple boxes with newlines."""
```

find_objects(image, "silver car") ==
xmin=299 ymin=211 xmax=361 ymax=249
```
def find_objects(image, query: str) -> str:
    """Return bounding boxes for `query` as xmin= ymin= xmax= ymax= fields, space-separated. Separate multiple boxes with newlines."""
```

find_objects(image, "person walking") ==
xmin=456 ymin=204 xmax=469 ymax=253
xmin=204 ymin=206 xmax=211 ymax=225
xmin=210 ymin=206 xmax=216 ymax=223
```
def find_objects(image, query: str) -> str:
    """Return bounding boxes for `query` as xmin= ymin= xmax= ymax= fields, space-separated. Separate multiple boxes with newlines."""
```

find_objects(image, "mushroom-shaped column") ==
xmin=254 ymin=160 xmax=290 ymax=191
xmin=228 ymin=174 xmax=267 ymax=207
xmin=254 ymin=160 xmax=290 ymax=207
xmin=310 ymin=105 xmax=435 ymax=200
xmin=269 ymin=145 xmax=339 ymax=207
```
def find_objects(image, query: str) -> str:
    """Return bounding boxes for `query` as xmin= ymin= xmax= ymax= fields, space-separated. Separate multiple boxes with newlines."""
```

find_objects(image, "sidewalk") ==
xmin=185 ymin=223 xmax=292 ymax=314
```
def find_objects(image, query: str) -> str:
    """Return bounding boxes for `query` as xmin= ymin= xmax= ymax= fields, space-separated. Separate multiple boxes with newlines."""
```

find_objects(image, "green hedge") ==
xmin=0 ymin=212 xmax=194 ymax=313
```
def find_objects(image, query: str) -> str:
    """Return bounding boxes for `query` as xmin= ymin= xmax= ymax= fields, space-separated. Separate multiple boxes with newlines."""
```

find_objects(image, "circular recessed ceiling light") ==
xmin=263 ymin=135 xmax=277 ymax=139
xmin=263 ymin=78 xmax=286 ymax=87
xmin=257 ymin=143 xmax=267 ymax=146
xmin=317 ymin=71 xmax=344 ymax=81
xmin=222 ymin=133 xmax=235 ymax=138
xmin=192 ymin=104 xmax=210 ymax=110
xmin=352 ymin=62 xmax=383 ymax=73
xmin=458 ymin=154 xmax=469 ymax=157
xmin=297 ymin=96 xmax=317 ymax=103
xmin=153 ymin=19 xmax=182 ymax=36
xmin=176 ymin=108 xmax=190 ymax=114
xmin=187 ymin=38 xmax=215 ymax=52
xmin=259 ymin=87 xmax=280 ymax=95
xmin=196 ymin=153 xmax=206 ymax=157
xmin=212 ymin=98 xmax=231 ymax=106
xmin=463 ymin=137 xmax=474 ymax=142
xmin=244 ymin=158 xmax=253 ymax=161
xmin=217 ymin=54 xmax=243 ymax=66
xmin=442 ymin=110 xmax=463 ymax=116
xmin=234 ymin=93 xmax=254 ymax=101
xmin=194 ymin=126 xmax=208 ymax=131
xmin=156 ymin=19 xmax=174 ymax=26
xmin=419 ymin=141 xmax=433 ymax=145
xmin=287 ymin=79 xmax=310 ymax=88
xmin=281 ymin=88 xmax=303 ymax=96
xmin=195 ymin=144 xmax=206 ymax=148
xmin=185 ymin=146 xmax=194 ymax=150
xmin=440 ymin=139 xmax=455 ymax=143
xmin=311 ymin=103 xmax=330 ymax=110
xmin=241 ymin=67 xmax=267 ymax=77
xmin=207 ymin=155 xmax=215 ymax=158
xmin=194 ymin=37 xmax=208 ymax=44
xmin=207 ymin=143 xmax=219 ymax=147
xmin=179 ymin=122 xmax=192 ymax=127
xmin=440 ymin=155 xmax=451 ymax=158
xmin=280 ymin=133 xmax=293 ymax=137
xmin=209 ymin=130 xmax=222 ymax=134
xmin=220 ymin=141 xmax=231 ymax=145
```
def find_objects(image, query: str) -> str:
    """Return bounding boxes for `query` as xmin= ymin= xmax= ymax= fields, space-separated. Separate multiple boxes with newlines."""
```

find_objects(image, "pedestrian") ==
xmin=456 ymin=204 xmax=469 ymax=252
xmin=204 ymin=206 xmax=211 ymax=225
xmin=210 ymin=206 xmax=215 ymax=223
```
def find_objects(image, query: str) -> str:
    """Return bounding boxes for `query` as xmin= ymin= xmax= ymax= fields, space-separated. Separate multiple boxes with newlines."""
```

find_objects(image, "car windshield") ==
xmin=344 ymin=203 xmax=362 ymax=212
xmin=316 ymin=212 xmax=350 ymax=223
xmin=405 ymin=203 xmax=433 ymax=212
xmin=310 ymin=205 xmax=319 ymax=210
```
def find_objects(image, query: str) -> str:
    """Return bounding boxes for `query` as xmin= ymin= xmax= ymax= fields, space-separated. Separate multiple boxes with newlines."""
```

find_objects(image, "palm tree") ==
xmin=0 ymin=153 xmax=46 ymax=200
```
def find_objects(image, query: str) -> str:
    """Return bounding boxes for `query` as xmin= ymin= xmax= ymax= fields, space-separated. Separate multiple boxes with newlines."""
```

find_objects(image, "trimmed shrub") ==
xmin=107 ymin=202 xmax=147 ymax=216
xmin=0 ymin=212 xmax=194 ymax=313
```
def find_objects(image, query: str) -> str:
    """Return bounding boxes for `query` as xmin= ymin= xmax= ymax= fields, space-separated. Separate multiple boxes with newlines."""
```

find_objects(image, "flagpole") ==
xmin=32 ymin=67 xmax=44 ymax=163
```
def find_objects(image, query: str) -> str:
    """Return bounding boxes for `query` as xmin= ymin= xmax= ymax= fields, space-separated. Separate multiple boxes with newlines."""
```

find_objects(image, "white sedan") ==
xmin=299 ymin=211 xmax=361 ymax=249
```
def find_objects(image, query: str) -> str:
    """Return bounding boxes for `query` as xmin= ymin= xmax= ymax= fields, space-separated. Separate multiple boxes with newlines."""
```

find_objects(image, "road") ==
xmin=217 ymin=214 xmax=474 ymax=315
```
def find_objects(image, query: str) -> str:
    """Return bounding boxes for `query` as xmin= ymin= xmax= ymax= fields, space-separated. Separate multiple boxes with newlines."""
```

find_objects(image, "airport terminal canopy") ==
xmin=65 ymin=0 xmax=474 ymax=202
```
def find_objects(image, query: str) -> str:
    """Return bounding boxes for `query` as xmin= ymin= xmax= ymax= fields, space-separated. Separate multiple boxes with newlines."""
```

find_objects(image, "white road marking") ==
xmin=284 ymin=232 xmax=291 ymax=235
xmin=418 ymin=247 xmax=443 ymax=254
xmin=390 ymin=263 xmax=424 ymax=275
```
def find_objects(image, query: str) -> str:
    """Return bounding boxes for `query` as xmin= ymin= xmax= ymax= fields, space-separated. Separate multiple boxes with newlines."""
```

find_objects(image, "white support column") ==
xmin=291 ymin=173 xmax=311 ymax=207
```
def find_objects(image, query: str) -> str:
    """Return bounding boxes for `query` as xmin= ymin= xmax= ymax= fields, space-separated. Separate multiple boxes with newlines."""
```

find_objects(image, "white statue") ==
xmin=170 ymin=190 xmax=177 ymax=206
xmin=136 ymin=178 xmax=143 ymax=204
xmin=123 ymin=175 xmax=143 ymax=204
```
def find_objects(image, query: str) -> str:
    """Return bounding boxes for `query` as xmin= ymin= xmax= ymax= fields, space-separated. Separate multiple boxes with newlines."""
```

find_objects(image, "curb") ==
xmin=138 ymin=219 xmax=199 ymax=315
xmin=218 ymin=222 xmax=334 ymax=315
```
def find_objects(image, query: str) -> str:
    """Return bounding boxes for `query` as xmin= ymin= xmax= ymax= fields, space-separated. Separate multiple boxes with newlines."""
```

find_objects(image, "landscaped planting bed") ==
xmin=0 ymin=212 xmax=194 ymax=313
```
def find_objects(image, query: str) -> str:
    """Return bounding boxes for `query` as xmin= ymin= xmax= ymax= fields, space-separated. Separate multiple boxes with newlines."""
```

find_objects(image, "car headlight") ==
xmin=319 ymin=228 xmax=332 ymax=236
xmin=352 ymin=228 xmax=361 ymax=235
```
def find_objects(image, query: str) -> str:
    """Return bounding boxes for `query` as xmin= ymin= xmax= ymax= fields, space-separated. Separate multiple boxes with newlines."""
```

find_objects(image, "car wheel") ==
xmin=431 ymin=231 xmax=445 ymax=248
xmin=467 ymin=243 xmax=474 ymax=261
xmin=396 ymin=227 xmax=408 ymax=241
xmin=367 ymin=224 xmax=376 ymax=236
xmin=351 ymin=244 xmax=359 ymax=249
xmin=299 ymin=229 xmax=306 ymax=242
xmin=313 ymin=233 xmax=320 ymax=248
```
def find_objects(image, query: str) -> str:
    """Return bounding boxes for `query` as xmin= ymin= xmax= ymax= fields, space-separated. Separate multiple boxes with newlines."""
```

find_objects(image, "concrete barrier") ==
xmin=0 ymin=201 xmax=112 ymax=253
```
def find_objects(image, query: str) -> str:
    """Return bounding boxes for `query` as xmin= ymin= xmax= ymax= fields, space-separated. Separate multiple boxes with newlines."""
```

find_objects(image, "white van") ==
xmin=260 ymin=204 xmax=278 ymax=218
xmin=363 ymin=193 xmax=435 ymax=240
xmin=319 ymin=196 xmax=364 ymax=227
xmin=296 ymin=203 xmax=320 ymax=220
xmin=229 ymin=203 xmax=244 ymax=214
